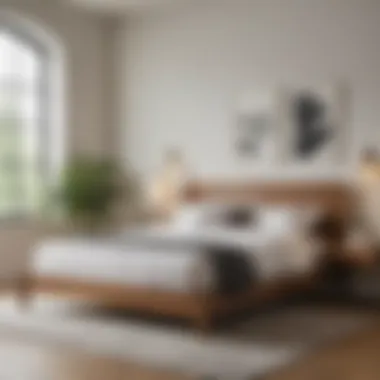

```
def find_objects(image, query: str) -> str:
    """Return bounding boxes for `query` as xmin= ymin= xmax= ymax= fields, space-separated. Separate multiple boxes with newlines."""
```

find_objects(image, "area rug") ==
xmin=0 ymin=296 xmax=376 ymax=380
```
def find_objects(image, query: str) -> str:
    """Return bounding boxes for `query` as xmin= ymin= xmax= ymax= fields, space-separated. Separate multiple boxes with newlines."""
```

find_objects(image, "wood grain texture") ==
xmin=267 ymin=322 xmax=380 ymax=380
xmin=29 ymin=277 xmax=206 ymax=321
xmin=26 ymin=274 xmax=315 ymax=332
xmin=184 ymin=181 xmax=355 ymax=216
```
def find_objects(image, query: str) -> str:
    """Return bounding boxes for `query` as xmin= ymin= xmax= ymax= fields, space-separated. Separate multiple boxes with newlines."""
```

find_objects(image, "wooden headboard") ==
xmin=184 ymin=181 xmax=355 ymax=217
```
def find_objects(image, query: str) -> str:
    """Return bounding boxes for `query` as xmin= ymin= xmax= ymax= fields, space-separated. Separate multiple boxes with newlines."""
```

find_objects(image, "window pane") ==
xmin=0 ymin=31 xmax=43 ymax=216
xmin=0 ymin=32 xmax=39 ymax=85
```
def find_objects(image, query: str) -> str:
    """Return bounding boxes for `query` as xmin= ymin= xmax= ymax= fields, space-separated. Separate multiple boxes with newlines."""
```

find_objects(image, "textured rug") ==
xmin=0 ymin=296 xmax=376 ymax=380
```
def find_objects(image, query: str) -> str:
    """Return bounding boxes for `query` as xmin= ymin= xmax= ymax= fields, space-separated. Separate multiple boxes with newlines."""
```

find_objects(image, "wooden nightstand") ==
xmin=345 ymin=230 xmax=377 ymax=267
xmin=345 ymin=247 xmax=377 ymax=267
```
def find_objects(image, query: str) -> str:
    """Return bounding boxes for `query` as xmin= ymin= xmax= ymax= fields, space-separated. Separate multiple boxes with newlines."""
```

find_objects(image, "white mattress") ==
xmin=32 ymin=226 xmax=319 ymax=293
xmin=33 ymin=238 xmax=214 ymax=293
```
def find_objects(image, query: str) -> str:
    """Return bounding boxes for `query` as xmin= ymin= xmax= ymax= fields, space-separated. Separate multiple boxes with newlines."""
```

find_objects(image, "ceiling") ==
xmin=69 ymin=0 xmax=192 ymax=12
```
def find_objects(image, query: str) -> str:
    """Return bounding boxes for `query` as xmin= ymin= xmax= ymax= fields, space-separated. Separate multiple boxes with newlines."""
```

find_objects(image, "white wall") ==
xmin=119 ymin=0 xmax=380 ymax=182
xmin=0 ymin=0 xmax=117 ymax=279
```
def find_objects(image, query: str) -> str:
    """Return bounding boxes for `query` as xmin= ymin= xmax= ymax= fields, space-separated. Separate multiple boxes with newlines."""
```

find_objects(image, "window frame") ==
xmin=0 ymin=14 xmax=64 ymax=221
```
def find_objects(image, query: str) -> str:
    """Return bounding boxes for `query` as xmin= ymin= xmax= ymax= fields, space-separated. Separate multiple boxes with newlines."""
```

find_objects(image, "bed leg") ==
xmin=16 ymin=275 xmax=32 ymax=310
xmin=194 ymin=300 xmax=214 ymax=334
xmin=196 ymin=314 xmax=214 ymax=334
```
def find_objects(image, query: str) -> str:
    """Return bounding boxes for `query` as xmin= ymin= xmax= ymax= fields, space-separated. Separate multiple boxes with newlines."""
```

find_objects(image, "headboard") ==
xmin=183 ymin=181 xmax=355 ymax=218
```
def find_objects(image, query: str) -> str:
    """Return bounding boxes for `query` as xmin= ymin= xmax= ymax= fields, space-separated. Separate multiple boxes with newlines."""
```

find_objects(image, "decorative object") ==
xmin=358 ymin=146 xmax=380 ymax=244
xmin=236 ymin=111 xmax=272 ymax=157
xmin=361 ymin=147 xmax=380 ymax=178
xmin=281 ymin=83 xmax=350 ymax=165
xmin=148 ymin=148 xmax=187 ymax=220
xmin=61 ymin=157 xmax=122 ymax=232
xmin=235 ymin=90 xmax=276 ymax=162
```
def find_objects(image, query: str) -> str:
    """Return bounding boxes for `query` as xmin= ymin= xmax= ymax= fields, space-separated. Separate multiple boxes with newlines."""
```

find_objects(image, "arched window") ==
xmin=0 ymin=15 xmax=64 ymax=217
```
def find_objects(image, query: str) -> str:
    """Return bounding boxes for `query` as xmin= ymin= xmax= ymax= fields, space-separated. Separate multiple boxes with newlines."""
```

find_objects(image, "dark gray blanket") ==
xmin=205 ymin=246 xmax=256 ymax=295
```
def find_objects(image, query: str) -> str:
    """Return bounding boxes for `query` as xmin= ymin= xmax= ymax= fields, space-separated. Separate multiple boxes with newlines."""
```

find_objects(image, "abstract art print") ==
xmin=294 ymin=92 xmax=333 ymax=158
xmin=281 ymin=84 xmax=349 ymax=165
xmin=236 ymin=111 xmax=271 ymax=158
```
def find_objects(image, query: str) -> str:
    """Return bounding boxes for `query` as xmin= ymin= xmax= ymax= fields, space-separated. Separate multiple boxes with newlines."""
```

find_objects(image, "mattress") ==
xmin=33 ymin=238 xmax=214 ymax=293
xmin=32 ymin=226 xmax=319 ymax=294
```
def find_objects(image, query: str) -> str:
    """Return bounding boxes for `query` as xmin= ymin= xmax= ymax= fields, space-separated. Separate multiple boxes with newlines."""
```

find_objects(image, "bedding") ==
xmin=33 ymin=239 xmax=215 ymax=293
xmin=32 ymin=219 xmax=319 ymax=295
xmin=171 ymin=202 xmax=258 ymax=230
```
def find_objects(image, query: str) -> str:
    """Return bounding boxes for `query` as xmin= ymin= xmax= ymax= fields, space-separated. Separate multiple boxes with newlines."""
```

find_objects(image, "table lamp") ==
xmin=357 ymin=147 xmax=380 ymax=247
xmin=149 ymin=149 xmax=186 ymax=221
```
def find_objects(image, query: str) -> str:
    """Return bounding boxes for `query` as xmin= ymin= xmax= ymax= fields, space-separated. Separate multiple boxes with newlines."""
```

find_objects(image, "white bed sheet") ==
xmin=32 ymin=226 xmax=319 ymax=293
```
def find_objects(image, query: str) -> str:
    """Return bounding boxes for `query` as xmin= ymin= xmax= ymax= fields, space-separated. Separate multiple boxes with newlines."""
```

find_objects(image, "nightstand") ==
xmin=345 ymin=247 xmax=377 ymax=267
xmin=345 ymin=229 xmax=377 ymax=267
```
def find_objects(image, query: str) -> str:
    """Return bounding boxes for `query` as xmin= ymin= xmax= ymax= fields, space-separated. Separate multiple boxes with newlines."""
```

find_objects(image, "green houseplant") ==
xmin=61 ymin=157 xmax=122 ymax=233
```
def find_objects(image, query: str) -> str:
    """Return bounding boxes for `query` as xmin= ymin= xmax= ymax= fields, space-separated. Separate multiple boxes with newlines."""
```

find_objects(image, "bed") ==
xmin=22 ymin=181 xmax=353 ymax=331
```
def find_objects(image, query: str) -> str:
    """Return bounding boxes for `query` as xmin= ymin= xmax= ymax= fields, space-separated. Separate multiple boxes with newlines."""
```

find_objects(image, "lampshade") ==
xmin=149 ymin=149 xmax=186 ymax=220
xmin=360 ymin=147 xmax=380 ymax=182
xmin=359 ymin=146 xmax=380 ymax=241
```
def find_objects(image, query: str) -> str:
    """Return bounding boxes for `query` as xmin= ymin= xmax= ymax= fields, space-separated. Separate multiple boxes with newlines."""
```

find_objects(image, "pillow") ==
xmin=171 ymin=204 xmax=206 ymax=230
xmin=260 ymin=207 xmax=297 ymax=235
xmin=296 ymin=207 xmax=324 ymax=229
xmin=260 ymin=206 xmax=322 ymax=237
xmin=171 ymin=202 xmax=227 ymax=229
xmin=223 ymin=207 xmax=256 ymax=228
xmin=203 ymin=202 xmax=258 ymax=229
xmin=172 ymin=202 xmax=258 ymax=230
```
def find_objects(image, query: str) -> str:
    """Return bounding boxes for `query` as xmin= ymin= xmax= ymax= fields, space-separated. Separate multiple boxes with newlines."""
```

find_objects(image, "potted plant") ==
xmin=61 ymin=157 xmax=122 ymax=234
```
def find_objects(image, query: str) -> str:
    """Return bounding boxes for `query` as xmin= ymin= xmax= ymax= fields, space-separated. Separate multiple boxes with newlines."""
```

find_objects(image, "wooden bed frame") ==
xmin=20 ymin=181 xmax=354 ymax=331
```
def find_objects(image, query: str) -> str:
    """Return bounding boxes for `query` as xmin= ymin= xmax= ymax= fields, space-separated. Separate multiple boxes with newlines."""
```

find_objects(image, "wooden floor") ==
xmin=1 ymin=323 xmax=380 ymax=380
xmin=267 ymin=324 xmax=380 ymax=380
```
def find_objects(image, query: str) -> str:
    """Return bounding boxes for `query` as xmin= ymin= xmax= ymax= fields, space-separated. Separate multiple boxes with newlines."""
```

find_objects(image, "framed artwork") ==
xmin=280 ymin=84 xmax=350 ymax=165
xmin=236 ymin=111 xmax=272 ymax=158
xmin=233 ymin=83 xmax=350 ymax=168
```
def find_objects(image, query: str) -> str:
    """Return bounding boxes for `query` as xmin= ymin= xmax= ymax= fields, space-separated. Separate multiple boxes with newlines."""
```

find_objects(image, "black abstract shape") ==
xmin=294 ymin=92 xmax=333 ymax=158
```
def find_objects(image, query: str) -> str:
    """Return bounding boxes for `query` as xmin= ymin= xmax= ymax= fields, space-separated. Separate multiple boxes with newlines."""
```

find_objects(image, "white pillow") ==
xmin=260 ymin=207 xmax=297 ymax=235
xmin=171 ymin=204 xmax=206 ymax=230
xmin=260 ymin=206 xmax=322 ymax=236
xmin=172 ymin=202 xmax=258 ymax=230
xmin=204 ymin=202 xmax=259 ymax=229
